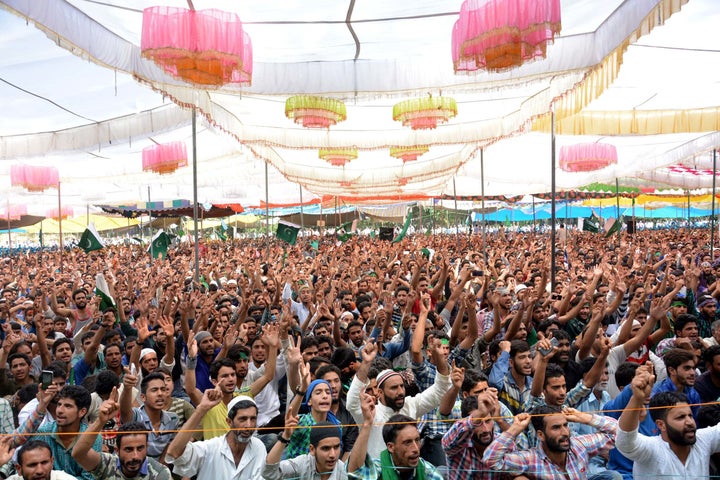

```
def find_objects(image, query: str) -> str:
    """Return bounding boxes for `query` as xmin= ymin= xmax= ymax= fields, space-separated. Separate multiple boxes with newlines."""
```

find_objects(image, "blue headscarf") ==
xmin=302 ymin=379 xmax=340 ymax=425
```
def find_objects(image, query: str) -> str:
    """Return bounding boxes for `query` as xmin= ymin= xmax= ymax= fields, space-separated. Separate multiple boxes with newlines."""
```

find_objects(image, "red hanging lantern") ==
xmin=10 ymin=165 xmax=59 ymax=192
xmin=559 ymin=144 xmax=618 ymax=172
xmin=452 ymin=0 xmax=561 ymax=72
xmin=142 ymin=142 xmax=188 ymax=175
xmin=141 ymin=6 xmax=252 ymax=86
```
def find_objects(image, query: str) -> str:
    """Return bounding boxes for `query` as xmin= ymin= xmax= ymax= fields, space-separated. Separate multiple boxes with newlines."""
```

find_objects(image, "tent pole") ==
xmin=192 ymin=108 xmax=200 ymax=283
xmin=6 ymin=199 xmax=11 ymax=269
xmin=86 ymin=204 xmax=89 ymax=227
xmin=265 ymin=160 xmax=270 ymax=261
xmin=481 ymin=148 xmax=486 ymax=249
xmin=687 ymin=190 xmax=691 ymax=229
xmin=148 ymin=186 xmax=153 ymax=264
xmin=432 ymin=198 xmax=436 ymax=234
xmin=616 ymin=178 xmax=621 ymax=247
xmin=58 ymin=181 xmax=63 ymax=273
xmin=453 ymin=176 xmax=459 ymax=248
xmin=532 ymin=196 xmax=536 ymax=232
xmin=299 ymin=184 xmax=305 ymax=234
xmin=712 ymin=149 xmax=717 ymax=258
xmin=550 ymin=111 xmax=556 ymax=291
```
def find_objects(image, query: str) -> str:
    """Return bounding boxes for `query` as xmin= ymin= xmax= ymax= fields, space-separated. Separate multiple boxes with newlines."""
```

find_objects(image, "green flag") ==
xmin=148 ymin=231 xmax=170 ymax=259
xmin=582 ymin=213 xmax=601 ymax=233
xmin=604 ymin=217 xmax=623 ymax=238
xmin=78 ymin=224 xmax=104 ymax=253
xmin=94 ymin=273 xmax=115 ymax=311
xmin=336 ymin=219 xmax=357 ymax=243
xmin=310 ymin=240 xmax=319 ymax=250
xmin=392 ymin=211 xmax=413 ymax=244
xmin=276 ymin=220 xmax=300 ymax=245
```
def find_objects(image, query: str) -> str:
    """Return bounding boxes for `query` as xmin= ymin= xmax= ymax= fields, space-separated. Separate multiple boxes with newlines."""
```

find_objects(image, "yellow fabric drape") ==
xmin=532 ymin=0 xmax=688 ymax=134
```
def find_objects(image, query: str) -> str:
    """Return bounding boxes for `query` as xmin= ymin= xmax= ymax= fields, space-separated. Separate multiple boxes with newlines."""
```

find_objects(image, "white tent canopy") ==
xmin=0 ymin=0 xmax=719 ymax=210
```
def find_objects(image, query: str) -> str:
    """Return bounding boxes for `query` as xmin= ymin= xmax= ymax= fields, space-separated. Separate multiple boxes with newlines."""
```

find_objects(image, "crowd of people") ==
xmin=0 ymin=226 xmax=720 ymax=480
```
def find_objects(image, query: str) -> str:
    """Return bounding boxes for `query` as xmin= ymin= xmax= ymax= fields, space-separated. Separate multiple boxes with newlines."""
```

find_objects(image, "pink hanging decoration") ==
xmin=141 ymin=6 xmax=252 ymax=86
xmin=452 ymin=0 xmax=561 ymax=72
xmin=4 ymin=205 xmax=27 ymax=221
xmin=10 ymin=165 xmax=59 ymax=192
xmin=142 ymin=142 xmax=188 ymax=175
xmin=559 ymin=144 xmax=618 ymax=173
xmin=47 ymin=207 xmax=73 ymax=220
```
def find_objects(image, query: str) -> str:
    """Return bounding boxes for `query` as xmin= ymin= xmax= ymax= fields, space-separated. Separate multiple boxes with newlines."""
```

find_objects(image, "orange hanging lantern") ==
xmin=393 ymin=96 xmax=457 ymax=130
xmin=47 ymin=207 xmax=73 ymax=220
xmin=318 ymin=148 xmax=358 ymax=167
xmin=10 ymin=165 xmax=59 ymax=192
xmin=559 ymin=144 xmax=617 ymax=172
xmin=4 ymin=205 xmax=27 ymax=221
xmin=141 ymin=6 xmax=252 ymax=86
xmin=452 ymin=0 xmax=561 ymax=72
xmin=398 ymin=177 xmax=409 ymax=186
xmin=390 ymin=145 xmax=430 ymax=162
xmin=142 ymin=142 xmax=188 ymax=175
xmin=286 ymin=96 xmax=347 ymax=129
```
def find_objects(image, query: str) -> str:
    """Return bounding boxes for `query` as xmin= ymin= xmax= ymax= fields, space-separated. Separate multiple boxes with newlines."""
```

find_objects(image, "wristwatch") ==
xmin=277 ymin=435 xmax=290 ymax=444
xmin=295 ymin=386 xmax=306 ymax=396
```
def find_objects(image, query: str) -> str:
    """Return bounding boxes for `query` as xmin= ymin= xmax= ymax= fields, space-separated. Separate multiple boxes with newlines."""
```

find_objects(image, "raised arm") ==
xmin=72 ymin=387 xmax=119 ymax=472
xmin=166 ymin=387 xmax=223 ymax=459
xmin=347 ymin=391 xmax=375 ymax=473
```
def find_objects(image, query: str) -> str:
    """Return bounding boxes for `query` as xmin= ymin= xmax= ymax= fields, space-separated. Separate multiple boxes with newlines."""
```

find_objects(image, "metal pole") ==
xmin=687 ymin=190 xmax=691 ymax=228
xmin=58 ymin=182 xmax=63 ymax=273
xmin=6 ymin=199 xmax=11 ymax=267
xmin=432 ymin=198 xmax=436 ymax=234
xmin=299 ymin=184 xmax=305 ymax=234
xmin=148 ymin=186 xmax=153 ymax=263
xmin=192 ymin=108 xmax=200 ymax=283
xmin=86 ymin=204 xmax=89 ymax=226
xmin=550 ymin=111 xmax=556 ymax=291
xmin=532 ymin=196 xmax=536 ymax=232
xmin=265 ymin=160 xmax=270 ymax=261
xmin=616 ymin=178 xmax=621 ymax=246
xmin=712 ymin=149 xmax=717 ymax=258
xmin=481 ymin=148 xmax=486 ymax=249
xmin=453 ymin=176 xmax=459 ymax=247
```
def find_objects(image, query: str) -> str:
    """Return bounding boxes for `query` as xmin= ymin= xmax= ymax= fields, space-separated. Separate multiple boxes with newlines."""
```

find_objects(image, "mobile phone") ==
xmin=41 ymin=370 xmax=53 ymax=390
xmin=472 ymin=270 xmax=484 ymax=277
xmin=130 ymin=364 xmax=136 ymax=376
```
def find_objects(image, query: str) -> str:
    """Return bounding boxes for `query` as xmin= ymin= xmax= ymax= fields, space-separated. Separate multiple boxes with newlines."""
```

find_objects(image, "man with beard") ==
xmin=51 ymin=289 xmax=93 ymax=337
xmin=72 ymin=309 xmax=117 ymax=385
xmin=316 ymin=364 xmax=358 ymax=461
xmin=617 ymin=368 xmax=720 ymax=478
xmin=442 ymin=394 xmax=507 ymax=479
xmin=489 ymin=339 xmax=532 ymax=415
xmin=346 ymin=337 xmax=451 ymax=459
xmin=390 ymin=286 xmax=410 ymax=330
xmin=547 ymin=330 xmax=583 ymax=390
xmin=166 ymin=390 xmax=266 ymax=480
xmin=0 ymin=440 xmax=77 ymax=480
xmin=119 ymin=372 xmax=179 ymax=462
xmin=283 ymin=283 xmax=314 ymax=325
xmin=651 ymin=348 xmax=701 ymax=418
xmin=482 ymin=406 xmax=618 ymax=479
xmin=72 ymin=389 xmax=171 ymax=480
xmin=13 ymin=384 xmax=100 ymax=480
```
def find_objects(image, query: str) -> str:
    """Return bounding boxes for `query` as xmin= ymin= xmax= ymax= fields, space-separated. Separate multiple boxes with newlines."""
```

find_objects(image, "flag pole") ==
xmin=58 ymin=181 xmax=63 ymax=273
xmin=192 ymin=108 xmax=200 ymax=283
xmin=481 ymin=148 xmax=486 ymax=249
xmin=453 ymin=176 xmax=459 ymax=248
xmin=615 ymin=178 xmax=621 ymax=247
xmin=265 ymin=160 xmax=270 ymax=261
xmin=550 ymin=111 xmax=557 ymax=291
xmin=712 ymin=149 xmax=717 ymax=258
xmin=299 ymin=184 xmax=305 ymax=235
xmin=148 ymin=186 xmax=153 ymax=263
xmin=6 ymin=200 xmax=11 ymax=270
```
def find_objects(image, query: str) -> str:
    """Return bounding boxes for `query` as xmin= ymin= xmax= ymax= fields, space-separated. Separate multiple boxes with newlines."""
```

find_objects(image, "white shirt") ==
xmin=166 ymin=434 xmax=266 ymax=480
xmin=616 ymin=424 xmax=720 ymax=479
xmin=346 ymin=371 xmax=451 ymax=459
xmin=8 ymin=472 xmax=77 ymax=480
xmin=248 ymin=353 xmax=286 ymax=427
